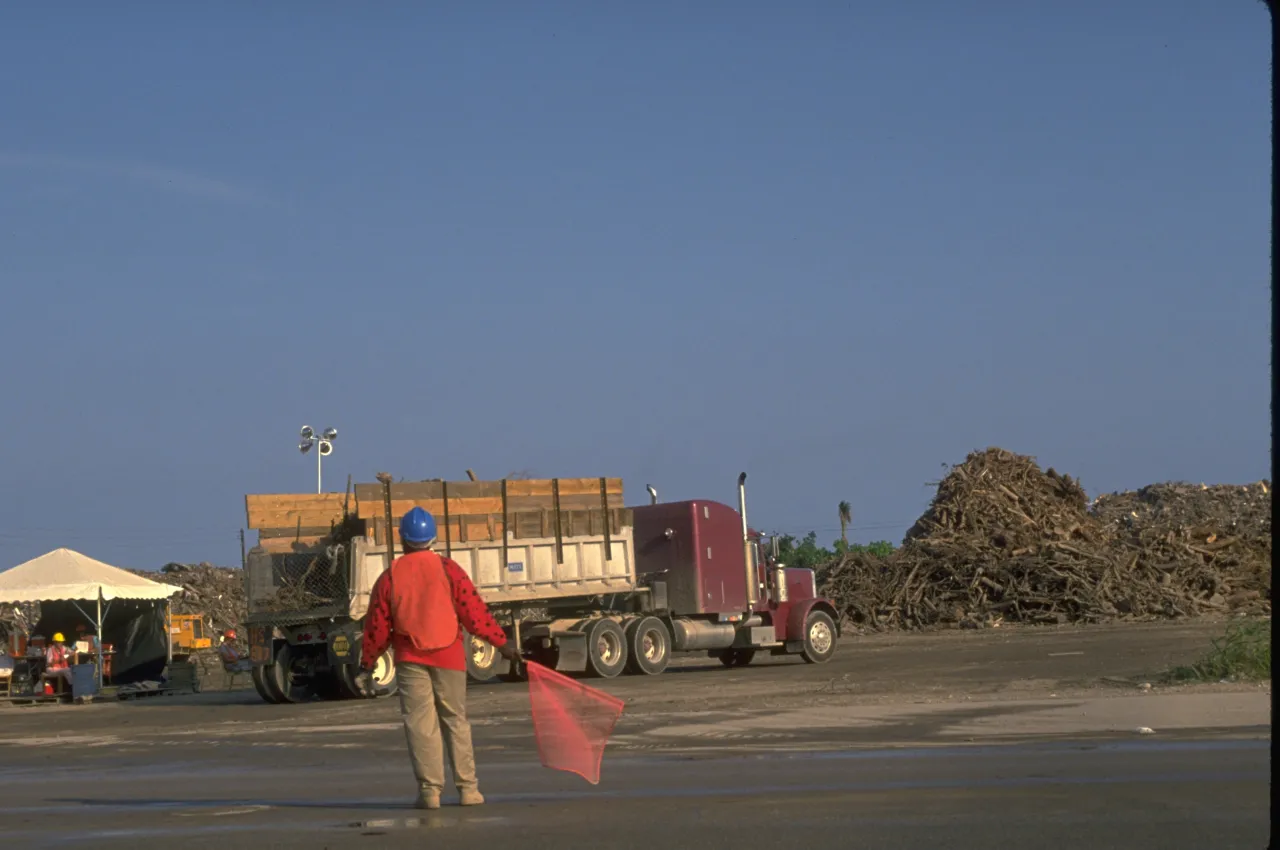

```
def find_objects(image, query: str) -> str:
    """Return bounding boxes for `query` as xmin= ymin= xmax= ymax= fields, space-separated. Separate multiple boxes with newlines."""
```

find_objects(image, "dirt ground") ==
xmin=0 ymin=617 xmax=1268 ymax=744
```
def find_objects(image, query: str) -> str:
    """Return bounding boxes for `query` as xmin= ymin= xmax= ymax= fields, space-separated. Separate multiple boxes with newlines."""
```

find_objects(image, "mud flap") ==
xmin=248 ymin=625 xmax=273 ymax=666
xmin=553 ymin=633 xmax=589 ymax=673
xmin=327 ymin=626 xmax=360 ymax=668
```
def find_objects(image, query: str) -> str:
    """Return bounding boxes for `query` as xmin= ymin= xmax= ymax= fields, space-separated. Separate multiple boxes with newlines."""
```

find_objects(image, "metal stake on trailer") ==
xmin=96 ymin=589 xmax=103 ymax=690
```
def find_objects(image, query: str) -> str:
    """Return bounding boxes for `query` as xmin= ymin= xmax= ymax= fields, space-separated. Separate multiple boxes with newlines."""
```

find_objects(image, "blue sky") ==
xmin=0 ymin=2 xmax=1270 ymax=570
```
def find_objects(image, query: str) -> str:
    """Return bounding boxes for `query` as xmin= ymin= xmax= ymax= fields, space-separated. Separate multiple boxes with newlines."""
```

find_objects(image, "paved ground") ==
xmin=0 ymin=737 xmax=1269 ymax=849
xmin=0 ymin=619 xmax=1270 ymax=848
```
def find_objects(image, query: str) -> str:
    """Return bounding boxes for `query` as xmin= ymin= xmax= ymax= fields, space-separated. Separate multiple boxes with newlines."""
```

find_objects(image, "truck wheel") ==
xmin=366 ymin=648 xmax=399 ymax=698
xmin=265 ymin=642 xmax=315 ymax=703
xmin=801 ymin=609 xmax=838 ymax=664
xmin=717 ymin=648 xmax=755 ymax=668
xmin=466 ymin=633 xmax=499 ymax=684
xmin=584 ymin=618 xmax=628 ymax=679
xmin=250 ymin=664 xmax=279 ymax=704
xmin=624 ymin=617 xmax=670 ymax=676
xmin=334 ymin=664 xmax=365 ymax=699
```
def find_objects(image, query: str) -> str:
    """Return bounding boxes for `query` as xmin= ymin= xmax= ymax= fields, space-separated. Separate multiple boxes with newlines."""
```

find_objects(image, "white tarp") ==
xmin=0 ymin=548 xmax=181 ymax=603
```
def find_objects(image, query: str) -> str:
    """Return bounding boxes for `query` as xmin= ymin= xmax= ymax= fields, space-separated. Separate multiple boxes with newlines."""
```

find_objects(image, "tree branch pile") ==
xmin=817 ymin=448 xmax=1271 ymax=632
xmin=135 ymin=562 xmax=249 ymax=634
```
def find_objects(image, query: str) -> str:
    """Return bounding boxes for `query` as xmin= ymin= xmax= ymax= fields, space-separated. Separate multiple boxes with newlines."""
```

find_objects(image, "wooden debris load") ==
xmin=817 ymin=448 xmax=1271 ymax=632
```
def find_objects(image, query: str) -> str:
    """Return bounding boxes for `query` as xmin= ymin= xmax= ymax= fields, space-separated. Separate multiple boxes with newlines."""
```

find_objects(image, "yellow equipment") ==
xmin=170 ymin=614 xmax=212 ymax=652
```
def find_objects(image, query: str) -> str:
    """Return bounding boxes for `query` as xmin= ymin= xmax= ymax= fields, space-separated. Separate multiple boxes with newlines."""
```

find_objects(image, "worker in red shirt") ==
xmin=359 ymin=506 xmax=518 ymax=810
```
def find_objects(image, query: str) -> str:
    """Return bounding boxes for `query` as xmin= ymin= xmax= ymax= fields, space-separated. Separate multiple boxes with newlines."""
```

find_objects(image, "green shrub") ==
xmin=1163 ymin=619 xmax=1271 ymax=683
xmin=775 ymin=532 xmax=895 ymax=570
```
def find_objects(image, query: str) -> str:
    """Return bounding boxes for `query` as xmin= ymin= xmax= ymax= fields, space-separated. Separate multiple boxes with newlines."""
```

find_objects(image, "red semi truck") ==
xmin=242 ymin=473 xmax=839 ymax=703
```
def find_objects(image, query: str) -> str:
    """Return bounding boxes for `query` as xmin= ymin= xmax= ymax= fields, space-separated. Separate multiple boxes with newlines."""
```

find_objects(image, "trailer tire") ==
xmin=465 ymin=633 xmax=500 ymax=684
xmin=250 ymin=665 xmax=276 ymax=701
xmin=265 ymin=642 xmax=316 ymax=704
xmin=624 ymin=617 xmax=670 ymax=676
xmin=801 ymin=609 xmax=838 ymax=664
xmin=584 ymin=618 xmax=628 ymax=679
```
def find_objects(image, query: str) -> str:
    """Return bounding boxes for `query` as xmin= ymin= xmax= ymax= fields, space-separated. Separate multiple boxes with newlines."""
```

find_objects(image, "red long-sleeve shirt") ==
xmin=360 ymin=556 xmax=507 ymax=672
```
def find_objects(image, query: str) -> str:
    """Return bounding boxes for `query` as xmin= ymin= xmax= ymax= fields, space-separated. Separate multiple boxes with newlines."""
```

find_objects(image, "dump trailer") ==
xmin=241 ymin=474 xmax=839 ymax=704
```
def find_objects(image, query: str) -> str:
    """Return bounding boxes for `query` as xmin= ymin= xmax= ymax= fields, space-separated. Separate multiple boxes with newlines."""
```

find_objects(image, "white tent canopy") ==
xmin=1 ymin=549 xmax=182 ymax=691
xmin=0 ymin=548 xmax=181 ymax=603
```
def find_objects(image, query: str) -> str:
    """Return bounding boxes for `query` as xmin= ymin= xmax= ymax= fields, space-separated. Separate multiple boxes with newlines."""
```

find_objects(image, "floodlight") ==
xmin=299 ymin=441 xmax=312 ymax=454
xmin=322 ymin=427 xmax=338 ymax=440
xmin=300 ymin=425 xmax=314 ymax=440
xmin=318 ymin=439 xmax=333 ymax=456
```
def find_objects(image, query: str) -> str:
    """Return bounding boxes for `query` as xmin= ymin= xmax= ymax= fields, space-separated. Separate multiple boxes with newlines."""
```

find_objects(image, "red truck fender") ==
xmin=784 ymin=598 xmax=841 ymax=643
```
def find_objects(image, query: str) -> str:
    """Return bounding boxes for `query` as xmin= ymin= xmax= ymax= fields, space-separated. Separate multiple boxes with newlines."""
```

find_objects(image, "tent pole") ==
xmin=96 ymin=588 xmax=104 ymax=690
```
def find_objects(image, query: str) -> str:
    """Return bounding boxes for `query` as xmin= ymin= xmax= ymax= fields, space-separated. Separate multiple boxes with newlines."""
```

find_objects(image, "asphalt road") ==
xmin=0 ymin=619 xmax=1269 ymax=848
xmin=0 ymin=736 xmax=1269 ymax=849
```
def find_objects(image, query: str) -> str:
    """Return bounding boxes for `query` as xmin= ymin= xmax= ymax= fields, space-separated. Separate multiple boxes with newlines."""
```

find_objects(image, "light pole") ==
xmin=298 ymin=425 xmax=338 ymax=494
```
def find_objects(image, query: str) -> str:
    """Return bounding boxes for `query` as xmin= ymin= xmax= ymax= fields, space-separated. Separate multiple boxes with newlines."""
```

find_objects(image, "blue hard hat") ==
xmin=399 ymin=506 xmax=437 ymax=545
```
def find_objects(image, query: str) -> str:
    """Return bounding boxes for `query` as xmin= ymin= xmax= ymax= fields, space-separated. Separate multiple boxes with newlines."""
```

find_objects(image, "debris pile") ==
xmin=1090 ymin=482 xmax=1271 ymax=614
xmin=817 ymin=448 xmax=1271 ymax=632
xmin=0 ymin=602 xmax=39 ymax=643
xmin=137 ymin=562 xmax=248 ymax=634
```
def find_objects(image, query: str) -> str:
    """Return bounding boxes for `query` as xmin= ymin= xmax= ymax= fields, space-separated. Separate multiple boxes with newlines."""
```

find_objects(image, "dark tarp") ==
xmin=34 ymin=600 xmax=168 ymax=685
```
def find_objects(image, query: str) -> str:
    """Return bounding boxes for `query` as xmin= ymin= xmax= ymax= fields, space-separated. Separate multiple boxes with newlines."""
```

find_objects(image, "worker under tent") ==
xmin=0 ymin=548 xmax=190 ymax=703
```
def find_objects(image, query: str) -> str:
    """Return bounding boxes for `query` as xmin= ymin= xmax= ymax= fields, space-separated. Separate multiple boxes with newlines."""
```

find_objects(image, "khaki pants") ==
xmin=396 ymin=662 xmax=477 ymax=793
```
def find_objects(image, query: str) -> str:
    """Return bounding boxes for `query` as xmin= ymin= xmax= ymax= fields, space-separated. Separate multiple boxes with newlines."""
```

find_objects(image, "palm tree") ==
xmin=838 ymin=501 xmax=852 ymax=546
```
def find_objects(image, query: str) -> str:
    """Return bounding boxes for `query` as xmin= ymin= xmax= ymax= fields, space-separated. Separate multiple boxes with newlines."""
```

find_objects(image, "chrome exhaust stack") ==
xmin=738 ymin=472 xmax=759 ymax=606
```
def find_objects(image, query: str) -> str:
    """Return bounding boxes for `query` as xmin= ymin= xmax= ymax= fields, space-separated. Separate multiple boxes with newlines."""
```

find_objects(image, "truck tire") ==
xmin=250 ymin=665 xmax=278 ymax=704
xmin=584 ymin=618 xmax=628 ymax=679
xmin=801 ymin=609 xmax=838 ymax=664
xmin=265 ymin=642 xmax=315 ymax=703
xmin=465 ymin=633 xmax=500 ymax=684
xmin=624 ymin=617 xmax=671 ymax=676
xmin=334 ymin=664 xmax=366 ymax=699
xmin=366 ymin=648 xmax=399 ymax=698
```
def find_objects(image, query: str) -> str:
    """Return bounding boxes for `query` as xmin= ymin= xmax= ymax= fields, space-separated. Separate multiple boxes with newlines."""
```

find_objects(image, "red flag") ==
xmin=526 ymin=661 xmax=625 ymax=785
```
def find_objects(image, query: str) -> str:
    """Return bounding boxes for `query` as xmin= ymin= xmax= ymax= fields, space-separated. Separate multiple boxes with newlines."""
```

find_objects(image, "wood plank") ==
xmin=354 ymin=481 xmax=504 ymax=503
xmin=245 ymin=493 xmax=353 ymax=529
xmin=505 ymin=478 xmax=623 ymax=497
xmin=258 ymin=526 xmax=337 ymax=539
xmin=353 ymin=495 xmax=621 ymax=519
xmin=352 ymin=478 xmax=622 ymax=504
xmin=248 ymin=510 xmax=346 ymax=530
xmin=506 ymin=493 xmax=623 ymax=511
xmin=352 ymin=497 xmax=503 ymax=520
xmin=256 ymin=537 xmax=329 ymax=554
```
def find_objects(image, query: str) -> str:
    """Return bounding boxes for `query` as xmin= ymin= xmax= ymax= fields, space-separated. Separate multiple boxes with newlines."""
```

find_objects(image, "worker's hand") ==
xmin=497 ymin=642 xmax=520 ymax=662
xmin=353 ymin=668 xmax=372 ymax=695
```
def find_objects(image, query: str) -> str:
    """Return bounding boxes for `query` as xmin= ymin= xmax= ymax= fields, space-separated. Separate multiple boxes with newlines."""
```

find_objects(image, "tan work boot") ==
xmin=458 ymin=787 xmax=485 ymax=806
xmin=415 ymin=787 xmax=442 ymax=810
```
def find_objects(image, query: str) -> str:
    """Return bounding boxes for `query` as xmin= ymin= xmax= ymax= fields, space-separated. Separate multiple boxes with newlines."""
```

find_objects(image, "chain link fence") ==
xmin=245 ymin=545 xmax=351 ymax=625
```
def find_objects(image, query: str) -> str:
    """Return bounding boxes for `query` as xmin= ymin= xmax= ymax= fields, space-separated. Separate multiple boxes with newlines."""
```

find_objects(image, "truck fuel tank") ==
xmin=669 ymin=618 xmax=737 ymax=652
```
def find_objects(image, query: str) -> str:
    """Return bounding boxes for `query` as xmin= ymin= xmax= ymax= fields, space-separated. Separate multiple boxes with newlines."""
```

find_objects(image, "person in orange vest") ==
xmin=44 ymin=632 xmax=73 ymax=689
xmin=359 ymin=506 xmax=519 ymax=810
